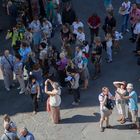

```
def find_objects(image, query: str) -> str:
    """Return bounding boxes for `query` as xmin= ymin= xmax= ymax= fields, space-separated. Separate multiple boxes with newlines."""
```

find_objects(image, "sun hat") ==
xmin=126 ymin=83 xmax=133 ymax=89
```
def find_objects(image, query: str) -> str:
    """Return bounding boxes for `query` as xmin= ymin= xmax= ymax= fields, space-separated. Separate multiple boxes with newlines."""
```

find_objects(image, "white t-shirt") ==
xmin=42 ymin=21 xmax=52 ymax=37
xmin=30 ymin=20 xmax=41 ymax=32
xmin=72 ymin=21 xmax=84 ymax=34
xmin=134 ymin=22 xmax=140 ymax=35
xmin=122 ymin=1 xmax=131 ymax=15
xmin=76 ymin=32 xmax=85 ymax=42
xmin=82 ymin=45 xmax=89 ymax=53
xmin=50 ymin=88 xmax=61 ymax=107
xmin=99 ymin=92 xmax=113 ymax=110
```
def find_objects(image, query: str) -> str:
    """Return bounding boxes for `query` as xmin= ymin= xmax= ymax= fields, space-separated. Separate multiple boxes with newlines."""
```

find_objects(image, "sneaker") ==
xmin=33 ymin=111 xmax=37 ymax=115
xmin=6 ymin=88 xmax=10 ymax=91
xmin=126 ymin=29 xmax=129 ymax=32
xmin=17 ymin=87 xmax=21 ymax=90
xmin=19 ymin=91 xmax=25 ymax=94
xmin=137 ymin=130 xmax=140 ymax=134
xmin=107 ymin=60 xmax=112 ymax=63
xmin=100 ymin=127 xmax=104 ymax=132
xmin=72 ymin=102 xmax=79 ymax=106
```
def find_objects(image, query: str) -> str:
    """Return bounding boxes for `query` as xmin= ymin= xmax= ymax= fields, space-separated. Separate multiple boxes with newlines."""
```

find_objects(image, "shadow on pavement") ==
xmin=60 ymin=113 xmax=100 ymax=124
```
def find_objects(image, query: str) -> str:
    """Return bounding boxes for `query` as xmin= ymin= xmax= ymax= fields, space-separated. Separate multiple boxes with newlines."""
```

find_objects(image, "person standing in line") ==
xmin=87 ymin=13 xmax=101 ymax=46
xmin=113 ymin=81 xmax=127 ymax=124
xmin=19 ymin=127 xmax=35 ymax=140
xmin=91 ymin=37 xmax=102 ymax=79
xmin=118 ymin=83 xmax=140 ymax=134
xmin=119 ymin=0 xmax=131 ymax=34
xmin=0 ymin=50 xmax=15 ymax=91
xmin=99 ymin=87 xmax=114 ymax=132
xmin=14 ymin=54 xmax=25 ymax=94
xmin=70 ymin=69 xmax=80 ymax=106
xmin=105 ymin=33 xmax=113 ymax=63
xmin=45 ymin=79 xmax=61 ymax=124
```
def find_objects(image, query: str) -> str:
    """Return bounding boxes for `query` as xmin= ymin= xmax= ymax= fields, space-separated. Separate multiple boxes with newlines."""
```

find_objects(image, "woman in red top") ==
xmin=87 ymin=13 xmax=101 ymax=46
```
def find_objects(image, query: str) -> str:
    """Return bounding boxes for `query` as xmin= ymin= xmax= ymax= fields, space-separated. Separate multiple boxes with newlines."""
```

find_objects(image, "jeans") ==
xmin=31 ymin=94 xmax=38 ymax=112
xmin=121 ymin=14 xmax=129 ymax=33
xmin=72 ymin=88 xmax=80 ymax=103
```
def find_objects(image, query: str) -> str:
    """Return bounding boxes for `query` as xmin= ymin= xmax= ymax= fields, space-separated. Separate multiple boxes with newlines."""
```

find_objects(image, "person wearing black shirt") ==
xmin=91 ymin=37 xmax=102 ymax=79
xmin=102 ymin=12 xmax=116 ymax=34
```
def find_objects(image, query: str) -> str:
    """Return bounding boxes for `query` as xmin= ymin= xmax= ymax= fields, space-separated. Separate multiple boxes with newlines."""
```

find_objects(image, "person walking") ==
xmin=0 ymin=50 xmax=15 ymax=91
xmin=118 ymin=83 xmax=140 ymax=134
xmin=99 ymin=87 xmax=114 ymax=132
xmin=45 ymin=79 xmax=61 ymax=124
xmin=113 ymin=81 xmax=127 ymax=124
xmin=14 ymin=55 xmax=25 ymax=94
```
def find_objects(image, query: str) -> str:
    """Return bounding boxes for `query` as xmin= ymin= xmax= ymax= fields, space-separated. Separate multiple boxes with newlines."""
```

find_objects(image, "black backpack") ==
xmin=105 ymin=97 xmax=114 ymax=110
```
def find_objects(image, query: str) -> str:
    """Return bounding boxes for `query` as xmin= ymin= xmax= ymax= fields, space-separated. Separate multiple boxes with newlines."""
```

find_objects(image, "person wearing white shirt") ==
xmin=76 ymin=27 xmax=85 ymax=45
xmin=105 ymin=33 xmax=113 ymax=63
xmin=120 ymin=0 xmax=131 ymax=33
xmin=41 ymin=18 xmax=52 ymax=39
xmin=29 ymin=17 xmax=41 ymax=51
xmin=72 ymin=18 xmax=84 ymax=35
xmin=99 ymin=87 xmax=114 ymax=132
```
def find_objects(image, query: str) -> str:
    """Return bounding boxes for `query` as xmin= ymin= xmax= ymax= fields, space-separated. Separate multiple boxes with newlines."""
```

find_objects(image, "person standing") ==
xmin=1 ymin=122 xmax=19 ymax=140
xmin=14 ymin=55 xmax=25 ymax=94
xmin=45 ymin=79 xmax=61 ymax=124
xmin=118 ymin=83 xmax=140 ymax=134
xmin=119 ymin=0 xmax=131 ymax=34
xmin=70 ymin=69 xmax=80 ymax=106
xmin=99 ymin=87 xmax=114 ymax=132
xmin=27 ymin=76 xmax=40 ymax=114
xmin=91 ymin=37 xmax=102 ymax=79
xmin=0 ymin=50 xmax=15 ymax=91
xmin=87 ymin=13 xmax=101 ymax=46
xmin=113 ymin=81 xmax=127 ymax=124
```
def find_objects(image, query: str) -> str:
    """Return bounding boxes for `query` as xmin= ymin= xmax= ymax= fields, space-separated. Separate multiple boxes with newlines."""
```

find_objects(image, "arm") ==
xmin=113 ymin=81 xmax=123 ymax=88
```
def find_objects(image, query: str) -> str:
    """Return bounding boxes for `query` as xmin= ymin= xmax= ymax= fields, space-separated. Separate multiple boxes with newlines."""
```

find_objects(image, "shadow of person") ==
xmin=60 ymin=113 xmax=100 ymax=124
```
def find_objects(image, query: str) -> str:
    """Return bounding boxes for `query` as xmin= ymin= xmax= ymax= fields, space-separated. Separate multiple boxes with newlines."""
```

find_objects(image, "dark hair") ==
xmin=15 ymin=54 xmax=22 ymax=60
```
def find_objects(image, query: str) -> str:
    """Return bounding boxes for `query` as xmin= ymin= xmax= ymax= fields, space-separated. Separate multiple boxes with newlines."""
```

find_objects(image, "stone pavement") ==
xmin=0 ymin=0 xmax=140 ymax=140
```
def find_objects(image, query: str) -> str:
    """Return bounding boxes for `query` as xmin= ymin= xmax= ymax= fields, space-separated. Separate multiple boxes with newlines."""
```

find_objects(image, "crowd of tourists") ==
xmin=0 ymin=0 xmax=140 ymax=139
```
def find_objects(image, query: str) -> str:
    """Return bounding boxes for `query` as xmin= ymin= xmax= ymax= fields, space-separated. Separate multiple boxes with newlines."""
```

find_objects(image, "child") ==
xmin=105 ymin=33 xmax=113 ymax=63
xmin=113 ymin=30 xmax=123 ymax=54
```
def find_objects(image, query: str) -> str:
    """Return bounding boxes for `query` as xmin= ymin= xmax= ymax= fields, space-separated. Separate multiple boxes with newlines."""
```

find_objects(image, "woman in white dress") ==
xmin=113 ymin=81 xmax=127 ymax=124
xmin=45 ymin=79 xmax=61 ymax=124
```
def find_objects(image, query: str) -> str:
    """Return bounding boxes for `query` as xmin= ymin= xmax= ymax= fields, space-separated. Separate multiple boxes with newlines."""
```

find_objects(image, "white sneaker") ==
xmin=126 ymin=29 xmax=129 ymax=32
xmin=19 ymin=91 xmax=25 ymax=94
xmin=17 ymin=87 xmax=21 ymax=90
xmin=6 ymin=88 xmax=10 ymax=91
xmin=72 ymin=102 xmax=79 ymax=106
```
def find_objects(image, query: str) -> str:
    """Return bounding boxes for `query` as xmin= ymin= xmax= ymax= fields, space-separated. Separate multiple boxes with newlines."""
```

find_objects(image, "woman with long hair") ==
xmin=45 ymin=79 xmax=61 ymax=124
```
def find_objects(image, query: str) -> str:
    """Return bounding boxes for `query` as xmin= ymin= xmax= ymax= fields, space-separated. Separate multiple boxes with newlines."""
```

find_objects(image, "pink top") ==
xmin=130 ymin=8 xmax=140 ymax=25
xmin=115 ymin=88 xmax=126 ymax=100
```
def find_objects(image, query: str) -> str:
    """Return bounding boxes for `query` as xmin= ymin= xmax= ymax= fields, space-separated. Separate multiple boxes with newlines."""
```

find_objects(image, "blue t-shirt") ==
xmin=128 ymin=91 xmax=138 ymax=111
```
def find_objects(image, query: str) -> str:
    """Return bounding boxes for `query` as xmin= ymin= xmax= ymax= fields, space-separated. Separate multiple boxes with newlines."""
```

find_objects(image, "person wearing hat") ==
xmin=19 ymin=127 xmax=35 ymax=140
xmin=45 ymin=79 xmax=61 ymax=124
xmin=118 ymin=83 xmax=140 ymax=134
xmin=113 ymin=81 xmax=127 ymax=124
xmin=14 ymin=54 xmax=25 ymax=94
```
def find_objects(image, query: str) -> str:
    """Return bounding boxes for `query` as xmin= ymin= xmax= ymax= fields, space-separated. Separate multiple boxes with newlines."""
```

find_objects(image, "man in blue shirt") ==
xmin=120 ymin=83 xmax=140 ymax=134
xmin=19 ymin=127 xmax=35 ymax=140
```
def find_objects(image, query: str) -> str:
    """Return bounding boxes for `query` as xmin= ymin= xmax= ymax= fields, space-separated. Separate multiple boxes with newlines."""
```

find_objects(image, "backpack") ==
xmin=105 ymin=97 xmax=114 ymax=110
